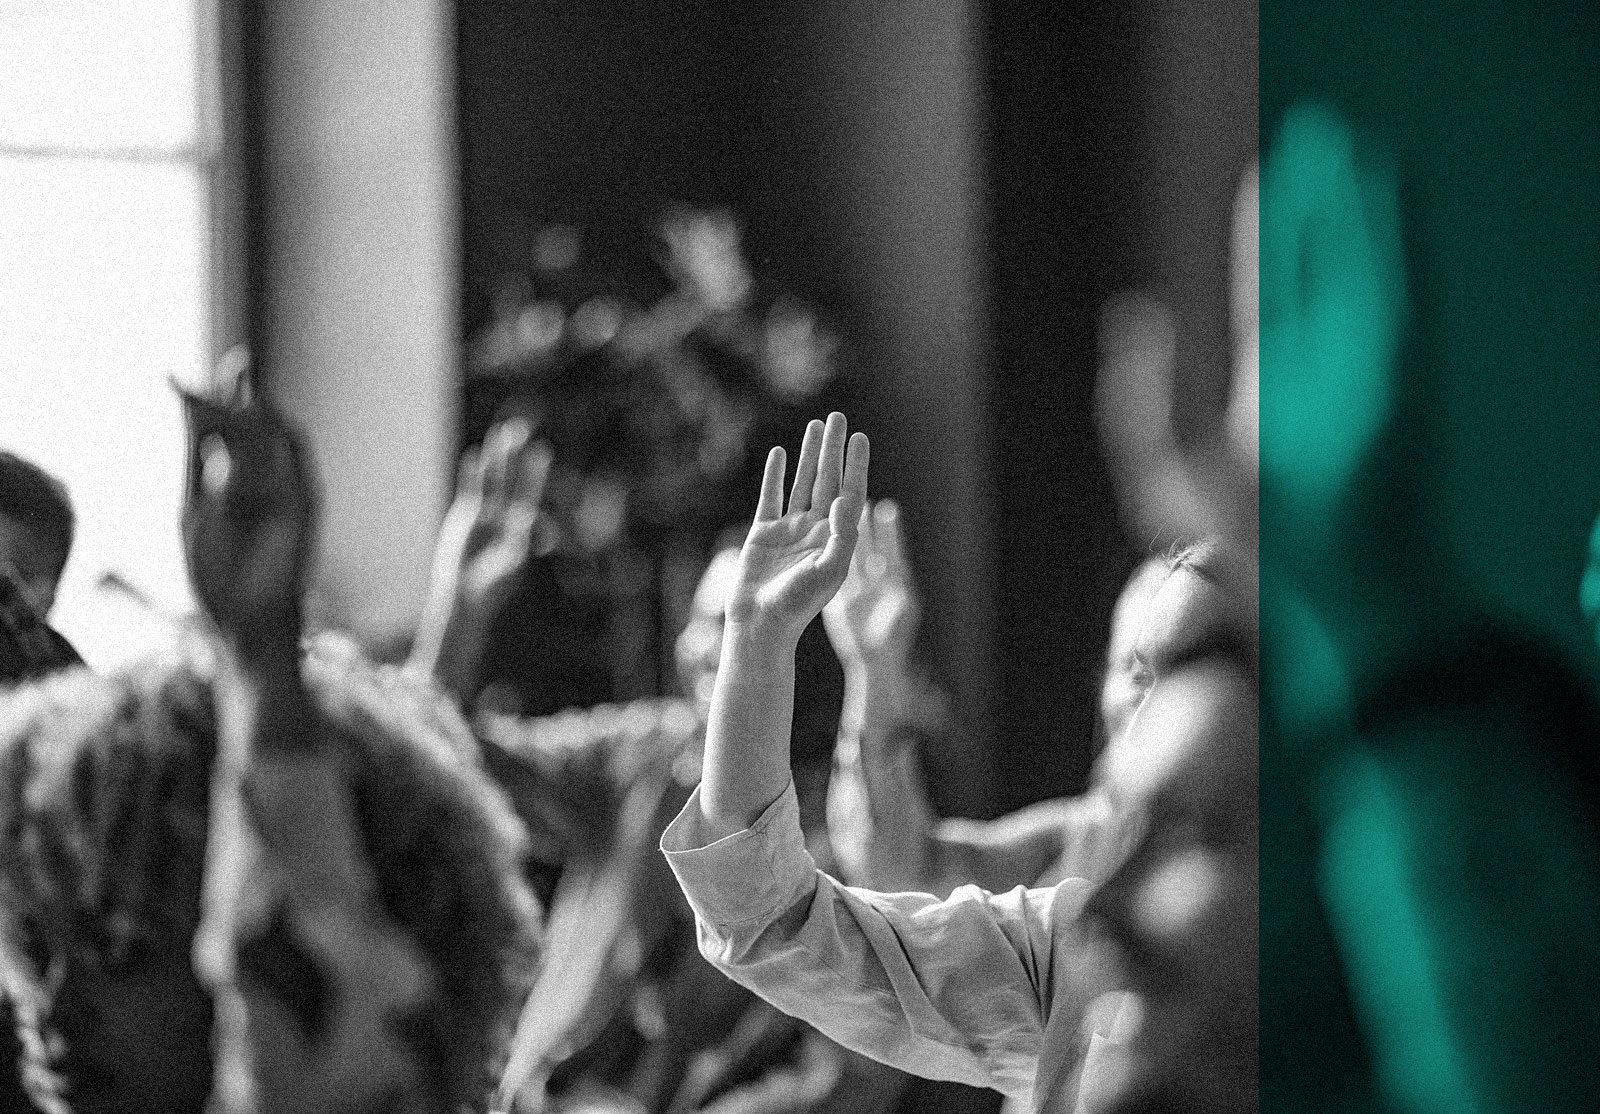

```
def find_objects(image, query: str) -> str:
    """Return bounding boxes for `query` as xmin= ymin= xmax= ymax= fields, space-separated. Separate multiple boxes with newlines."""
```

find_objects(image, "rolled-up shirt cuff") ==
xmin=661 ymin=780 xmax=816 ymax=929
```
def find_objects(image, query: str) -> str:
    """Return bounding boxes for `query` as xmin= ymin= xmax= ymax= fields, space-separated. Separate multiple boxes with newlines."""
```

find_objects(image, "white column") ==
xmin=254 ymin=0 xmax=460 ymax=646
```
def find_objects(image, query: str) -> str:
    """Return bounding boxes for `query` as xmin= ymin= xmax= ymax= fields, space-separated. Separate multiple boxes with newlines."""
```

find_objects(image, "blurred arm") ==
xmin=178 ymin=383 xmax=436 ymax=1114
xmin=827 ymin=661 xmax=1071 ymax=895
xmin=408 ymin=419 xmax=550 ymax=702
xmin=1320 ymin=719 xmax=1600 ymax=1114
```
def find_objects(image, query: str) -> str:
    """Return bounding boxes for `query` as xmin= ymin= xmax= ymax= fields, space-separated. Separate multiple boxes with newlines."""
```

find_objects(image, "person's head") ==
xmin=1096 ymin=556 xmax=1177 ymax=755
xmin=1092 ymin=544 xmax=1239 ymax=788
xmin=0 ymin=649 xmax=541 ymax=1114
xmin=675 ymin=541 xmax=743 ymax=715
xmin=0 ymin=451 xmax=75 ymax=616
xmin=1081 ymin=546 xmax=1258 ymax=1114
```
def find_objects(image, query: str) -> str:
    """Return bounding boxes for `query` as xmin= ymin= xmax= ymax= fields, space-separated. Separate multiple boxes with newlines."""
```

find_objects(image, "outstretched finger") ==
xmin=837 ymin=501 xmax=873 ymax=591
xmin=754 ymin=446 xmax=787 ymax=522
xmin=840 ymin=430 xmax=869 ymax=515
xmin=853 ymin=501 xmax=875 ymax=568
xmin=482 ymin=418 xmax=531 ymax=507
xmin=810 ymin=412 xmax=849 ymax=513
xmin=787 ymin=420 xmax=825 ymax=515
xmin=512 ymin=439 xmax=553 ymax=510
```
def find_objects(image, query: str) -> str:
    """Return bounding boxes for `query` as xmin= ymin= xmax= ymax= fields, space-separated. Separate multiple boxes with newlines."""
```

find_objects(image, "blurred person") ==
xmin=0 ymin=644 xmax=543 ymax=1114
xmin=1 ymin=451 xmax=84 ymax=1111
xmin=0 ymin=658 xmax=218 ymax=1114
xmin=0 ymin=452 xmax=73 ymax=621
xmin=1073 ymin=553 xmax=1257 ymax=1114
xmin=660 ymin=414 xmax=1259 ymax=1114
xmin=1252 ymin=38 xmax=1600 ymax=1111
xmin=821 ymin=510 xmax=1241 ymax=1114
xmin=0 ymin=451 xmax=82 ymax=684
xmin=171 ymin=381 xmax=542 ymax=1114
xmin=0 ymin=643 xmax=540 ymax=1114
xmin=1105 ymin=22 xmax=1600 ymax=1104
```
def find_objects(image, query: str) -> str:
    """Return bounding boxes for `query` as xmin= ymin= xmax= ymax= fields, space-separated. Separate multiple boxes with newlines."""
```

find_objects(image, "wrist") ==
xmin=840 ymin=646 xmax=914 ymax=689
xmin=723 ymin=613 xmax=805 ymax=657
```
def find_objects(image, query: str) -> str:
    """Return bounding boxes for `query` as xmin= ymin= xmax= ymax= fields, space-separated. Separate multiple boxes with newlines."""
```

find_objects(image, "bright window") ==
xmin=0 ymin=0 xmax=220 ymax=667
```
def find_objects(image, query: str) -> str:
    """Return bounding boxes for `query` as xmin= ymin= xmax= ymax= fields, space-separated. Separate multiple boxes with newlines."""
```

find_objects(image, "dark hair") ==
xmin=0 ymin=452 xmax=74 ymax=579
xmin=0 ymin=657 xmax=215 ymax=973
xmin=0 ymin=646 xmax=541 ymax=1112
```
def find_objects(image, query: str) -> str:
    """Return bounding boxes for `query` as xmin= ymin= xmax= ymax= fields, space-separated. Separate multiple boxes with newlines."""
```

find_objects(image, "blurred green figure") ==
xmin=1260 ymin=3 xmax=1600 ymax=1113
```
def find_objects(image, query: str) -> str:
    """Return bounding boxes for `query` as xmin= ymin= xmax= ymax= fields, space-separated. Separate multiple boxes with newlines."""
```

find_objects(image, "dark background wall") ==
xmin=454 ymin=0 xmax=1147 ymax=825
xmin=983 ymin=0 xmax=1147 ymax=808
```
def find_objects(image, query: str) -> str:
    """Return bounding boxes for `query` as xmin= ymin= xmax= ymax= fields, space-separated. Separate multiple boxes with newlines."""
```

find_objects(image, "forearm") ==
xmin=219 ymin=650 xmax=319 ymax=756
xmin=407 ymin=584 xmax=493 ymax=701
xmin=203 ymin=645 xmax=436 ymax=1114
xmin=931 ymin=805 xmax=1079 ymax=894
xmin=829 ymin=660 xmax=943 ymax=892
xmin=699 ymin=621 xmax=800 ymax=837
xmin=662 ymin=784 xmax=1073 ymax=1098
xmin=210 ymin=642 xmax=390 ymax=907
xmin=698 ymin=1031 xmax=843 ymax=1114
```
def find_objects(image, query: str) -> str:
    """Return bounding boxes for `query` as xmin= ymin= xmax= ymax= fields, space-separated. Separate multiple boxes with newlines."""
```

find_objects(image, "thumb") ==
xmin=816 ymin=495 xmax=862 ymax=580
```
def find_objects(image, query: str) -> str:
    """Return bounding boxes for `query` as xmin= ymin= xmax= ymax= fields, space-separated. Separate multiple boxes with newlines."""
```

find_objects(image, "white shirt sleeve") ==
xmin=661 ymin=780 xmax=1104 ymax=1105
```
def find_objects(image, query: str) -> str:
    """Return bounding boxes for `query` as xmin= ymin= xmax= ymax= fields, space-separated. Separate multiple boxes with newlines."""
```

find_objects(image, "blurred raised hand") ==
xmin=177 ymin=371 xmax=314 ymax=660
xmin=822 ymin=498 xmax=920 ymax=674
xmin=411 ymin=417 xmax=552 ymax=698
xmin=439 ymin=418 xmax=551 ymax=619
xmin=1095 ymin=165 xmax=1261 ymax=625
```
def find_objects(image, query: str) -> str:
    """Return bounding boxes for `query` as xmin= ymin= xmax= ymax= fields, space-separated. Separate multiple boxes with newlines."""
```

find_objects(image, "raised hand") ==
xmin=697 ymin=412 xmax=869 ymax=833
xmin=435 ymin=417 xmax=551 ymax=620
xmin=728 ymin=412 xmax=869 ymax=642
xmin=822 ymin=499 xmax=920 ymax=672
xmin=178 ymin=375 xmax=315 ymax=658
xmin=410 ymin=418 xmax=551 ymax=697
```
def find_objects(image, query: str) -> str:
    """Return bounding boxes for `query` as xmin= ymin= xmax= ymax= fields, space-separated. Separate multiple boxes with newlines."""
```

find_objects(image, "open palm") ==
xmin=731 ymin=413 xmax=870 ymax=639
xmin=823 ymin=498 xmax=920 ymax=669
xmin=439 ymin=418 xmax=551 ymax=616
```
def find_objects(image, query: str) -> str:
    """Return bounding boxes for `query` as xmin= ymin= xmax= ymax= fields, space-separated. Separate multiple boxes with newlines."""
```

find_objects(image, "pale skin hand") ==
xmin=699 ymin=412 xmax=869 ymax=836
xmin=822 ymin=497 xmax=922 ymax=736
xmin=822 ymin=498 xmax=920 ymax=679
xmin=409 ymin=417 xmax=552 ymax=697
